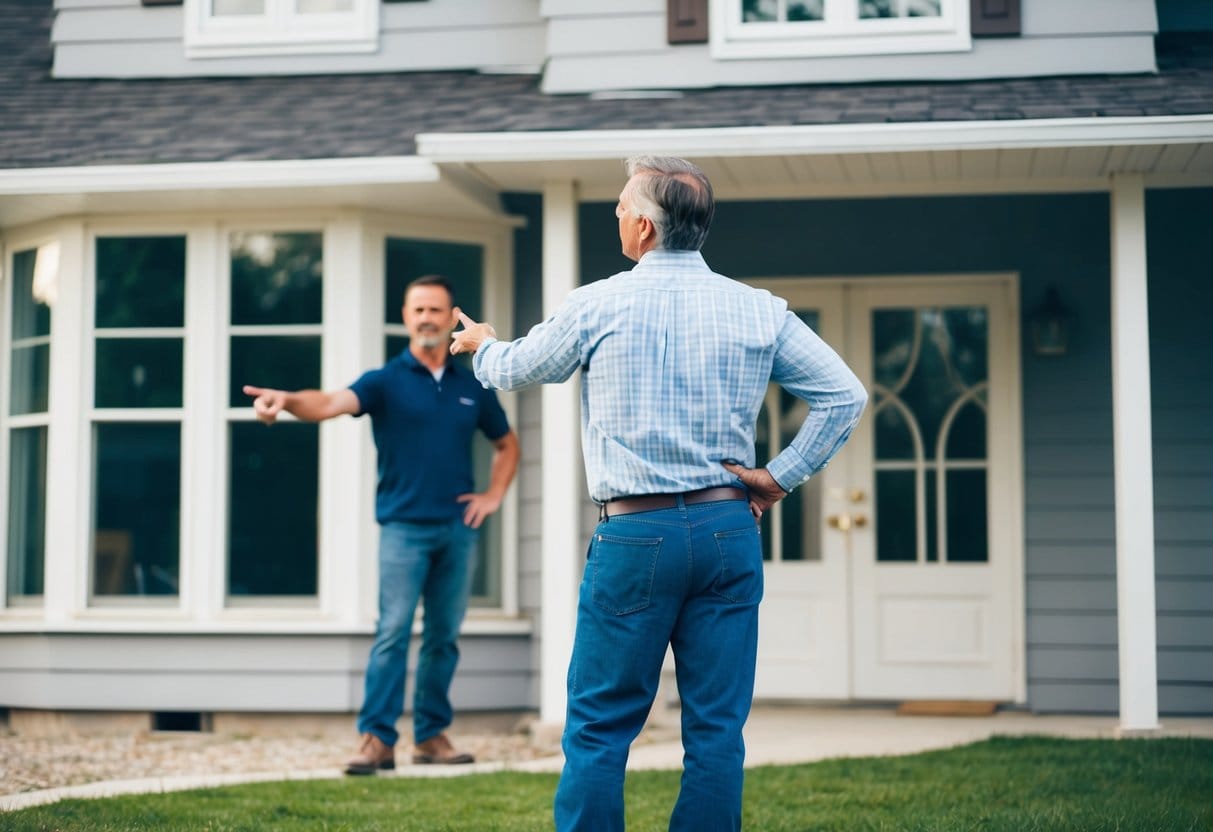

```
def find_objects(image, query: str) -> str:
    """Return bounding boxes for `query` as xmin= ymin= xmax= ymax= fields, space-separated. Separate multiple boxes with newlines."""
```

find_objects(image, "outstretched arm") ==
xmin=242 ymin=385 xmax=361 ymax=425
xmin=457 ymin=430 xmax=521 ymax=529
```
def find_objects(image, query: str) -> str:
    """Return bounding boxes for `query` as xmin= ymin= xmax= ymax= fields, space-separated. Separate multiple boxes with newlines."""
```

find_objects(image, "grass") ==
xmin=3 ymin=736 xmax=1211 ymax=831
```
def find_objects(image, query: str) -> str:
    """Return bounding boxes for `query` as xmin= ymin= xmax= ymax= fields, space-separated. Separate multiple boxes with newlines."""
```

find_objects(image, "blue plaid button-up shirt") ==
xmin=473 ymin=250 xmax=868 ymax=503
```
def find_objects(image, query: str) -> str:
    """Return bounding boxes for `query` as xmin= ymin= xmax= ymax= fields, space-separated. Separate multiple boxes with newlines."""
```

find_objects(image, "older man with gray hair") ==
xmin=452 ymin=156 xmax=867 ymax=831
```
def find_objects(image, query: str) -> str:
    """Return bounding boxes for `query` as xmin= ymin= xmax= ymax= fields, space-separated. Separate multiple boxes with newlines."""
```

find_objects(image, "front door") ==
xmin=750 ymin=277 xmax=1023 ymax=703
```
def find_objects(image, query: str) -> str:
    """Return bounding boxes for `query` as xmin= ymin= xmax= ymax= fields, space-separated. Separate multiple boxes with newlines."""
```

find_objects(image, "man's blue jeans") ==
xmin=358 ymin=519 xmax=477 ymax=748
xmin=554 ymin=497 xmax=763 ymax=832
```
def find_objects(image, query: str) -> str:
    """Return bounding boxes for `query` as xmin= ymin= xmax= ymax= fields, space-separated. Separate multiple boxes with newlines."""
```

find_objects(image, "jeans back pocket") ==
xmin=591 ymin=532 xmax=662 ymax=616
xmin=711 ymin=525 xmax=763 ymax=605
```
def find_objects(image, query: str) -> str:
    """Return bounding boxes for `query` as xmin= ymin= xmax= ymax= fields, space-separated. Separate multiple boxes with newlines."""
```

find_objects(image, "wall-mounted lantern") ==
xmin=1029 ymin=286 xmax=1072 ymax=357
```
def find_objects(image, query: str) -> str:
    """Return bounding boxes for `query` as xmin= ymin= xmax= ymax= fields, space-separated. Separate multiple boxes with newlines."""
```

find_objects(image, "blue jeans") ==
xmin=554 ymin=497 xmax=763 ymax=832
xmin=357 ymin=519 xmax=477 ymax=747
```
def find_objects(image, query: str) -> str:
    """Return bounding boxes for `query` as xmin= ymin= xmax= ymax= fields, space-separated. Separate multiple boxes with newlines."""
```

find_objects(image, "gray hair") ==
xmin=623 ymin=156 xmax=715 ymax=251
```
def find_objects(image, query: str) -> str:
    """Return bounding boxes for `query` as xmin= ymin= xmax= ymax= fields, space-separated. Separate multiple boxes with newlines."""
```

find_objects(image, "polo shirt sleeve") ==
xmin=348 ymin=366 xmax=385 ymax=417
xmin=478 ymin=388 xmax=510 ymax=442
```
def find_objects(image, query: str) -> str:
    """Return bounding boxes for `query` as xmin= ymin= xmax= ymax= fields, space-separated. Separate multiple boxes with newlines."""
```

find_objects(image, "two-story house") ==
xmin=1 ymin=0 xmax=1211 ymax=734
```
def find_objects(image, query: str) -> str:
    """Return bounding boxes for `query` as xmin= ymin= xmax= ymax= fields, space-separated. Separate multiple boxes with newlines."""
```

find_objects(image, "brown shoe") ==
xmin=345 ymin=733 xmax=395 ymax=775
xmin=412 ymin=732 xmax=475 ymax=765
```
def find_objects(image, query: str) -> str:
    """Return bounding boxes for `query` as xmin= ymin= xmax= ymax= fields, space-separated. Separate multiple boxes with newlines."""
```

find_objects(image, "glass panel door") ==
xmin=849 ymin=279 xmax=1019 ymax=701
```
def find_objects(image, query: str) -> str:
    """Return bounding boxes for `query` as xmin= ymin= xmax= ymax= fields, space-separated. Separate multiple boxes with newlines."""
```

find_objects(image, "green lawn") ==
xmin=4 ymin=736 xmax=1211 ymax=831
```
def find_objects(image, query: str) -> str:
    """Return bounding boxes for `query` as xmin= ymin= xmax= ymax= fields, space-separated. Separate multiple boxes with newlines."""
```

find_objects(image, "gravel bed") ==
xmin=0 ymin=727 xmax=563 ymax=796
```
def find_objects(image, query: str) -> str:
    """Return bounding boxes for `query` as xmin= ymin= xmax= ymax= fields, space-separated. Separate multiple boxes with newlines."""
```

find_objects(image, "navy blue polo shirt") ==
xmin=349 ymin=351 xmax=510 ymax=524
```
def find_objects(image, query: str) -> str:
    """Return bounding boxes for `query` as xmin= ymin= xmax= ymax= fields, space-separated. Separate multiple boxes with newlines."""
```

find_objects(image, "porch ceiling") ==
xmin=420 ymin=116 xmax=1213 ymax=201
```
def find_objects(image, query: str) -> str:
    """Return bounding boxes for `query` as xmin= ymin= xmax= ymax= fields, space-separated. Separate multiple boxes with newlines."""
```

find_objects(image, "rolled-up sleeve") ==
xmin=473 ymin=297 xmax=583 ymax=392
xmin=765 ymin=312 xmax=868 ymax=492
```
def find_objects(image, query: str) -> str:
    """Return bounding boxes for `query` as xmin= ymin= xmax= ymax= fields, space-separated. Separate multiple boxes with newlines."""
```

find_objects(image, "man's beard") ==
xmin=413 ymin=331 xmax=447 ymax=348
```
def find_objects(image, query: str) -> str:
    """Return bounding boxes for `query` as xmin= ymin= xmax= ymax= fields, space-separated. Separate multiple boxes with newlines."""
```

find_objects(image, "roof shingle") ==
xmin=2 ymin=0 xmax=1211 ymax=169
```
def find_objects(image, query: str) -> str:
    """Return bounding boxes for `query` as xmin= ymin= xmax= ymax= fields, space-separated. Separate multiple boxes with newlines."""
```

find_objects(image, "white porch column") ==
xmin=43 ymin=224 xmax=87 ymax=621
xmin=320 ymin=214 xmax=378 ymax=627
xmin=1109 ymin=173 xmax=1161 ymax=733
xmin=540 ymin=180 xmax=581 ymax=725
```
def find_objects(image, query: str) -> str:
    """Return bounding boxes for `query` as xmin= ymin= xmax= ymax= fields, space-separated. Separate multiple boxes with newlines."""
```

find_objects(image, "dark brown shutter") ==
xmin=970 ymin=0 xmax=1020 ymax=37
xmin=668 ymin=0 xmax=709 ymax=45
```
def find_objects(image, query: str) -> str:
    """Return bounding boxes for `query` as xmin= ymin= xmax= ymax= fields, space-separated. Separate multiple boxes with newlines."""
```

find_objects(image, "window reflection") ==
xmin=871 ymin=306 xmax=989 ymax=564
xmin=7 ymin=427 xmax=47 ymax=600
xmin=92 ymin=423 xmax=181 ymax=597
xmin=384 ymin=237 xmax=500 ymax=604
xmin=228 ymin=231 xmax=322 ymax=600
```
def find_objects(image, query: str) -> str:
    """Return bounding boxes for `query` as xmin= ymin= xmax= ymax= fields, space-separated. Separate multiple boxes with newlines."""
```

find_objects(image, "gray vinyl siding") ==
xmin=540 ymin=0 xmax=1157 ymax=93
xmin=0 ymin=633 xmax=532 ymax=712
xmin=52 ymin=0 xmax=544 ymax=79
xmin=1146 ymin=187 xmax=1213 ymax=715
xmin=504 ymin=193 xmax=545 ymax=707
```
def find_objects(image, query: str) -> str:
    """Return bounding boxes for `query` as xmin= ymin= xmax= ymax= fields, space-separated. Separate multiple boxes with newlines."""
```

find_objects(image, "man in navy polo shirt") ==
xmin=243 ymin=274 xmax=519 ymax=773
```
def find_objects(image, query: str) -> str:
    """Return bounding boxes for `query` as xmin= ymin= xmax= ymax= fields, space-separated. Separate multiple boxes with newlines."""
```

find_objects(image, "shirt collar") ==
xmin=635 ymin=249 xmax=708 ymax=269
xmin=400 ymin=348 xmax=459 ymax=377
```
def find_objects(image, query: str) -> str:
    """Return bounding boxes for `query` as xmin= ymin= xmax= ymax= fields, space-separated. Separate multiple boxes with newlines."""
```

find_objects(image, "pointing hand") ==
xmin=243 ymin=384 xmax=286 ymax=425
xmin=450 ymin=309 xmax=498 ymax=356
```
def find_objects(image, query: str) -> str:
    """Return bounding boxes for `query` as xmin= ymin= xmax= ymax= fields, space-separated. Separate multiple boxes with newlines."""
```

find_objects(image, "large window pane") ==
xmin=231 ymin=232 xmax=322 ymax=326
xmin=11 ymin=249 xmax=49 ymax=341
xmin=92 ymin=423 xmax=181 ymax=597
xmin=228 ymin=422 xmax=318 ymax=597
xmin=385 ymin=238 xmax=483 ymax=326
xmin=95 ymin=237 xmax=186 ymax=329
xmin=946 ymin=469 xmax=988 ymax=562
xmin=229 ymin=335 xmax=321 ymax=407
xmin=10 ymin=248 xmax=51 ymax=417
xmin=384 ymin=236 xmax=499 ymax=604
xmin=95 ymin=339 xmax=184 ymax=408
xmin=875 ymin=470 xmax=916 ymax=562
xmin=7 ymin=426 xmax=47 ymax=600
xmin=10 ymin=345 xmax=49 ymax=416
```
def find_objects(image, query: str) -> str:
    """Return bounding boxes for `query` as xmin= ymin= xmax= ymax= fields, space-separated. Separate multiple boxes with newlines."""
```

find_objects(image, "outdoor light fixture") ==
xmin=1029 ymin=286 xmax=1071 ymax=357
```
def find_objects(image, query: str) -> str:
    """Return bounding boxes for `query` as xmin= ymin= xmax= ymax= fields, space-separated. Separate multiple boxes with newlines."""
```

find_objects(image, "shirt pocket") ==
xmin=711 ymin=525 xmax=764 ymax=605
xmin=590 ymin=532 xmax=662 ymax=616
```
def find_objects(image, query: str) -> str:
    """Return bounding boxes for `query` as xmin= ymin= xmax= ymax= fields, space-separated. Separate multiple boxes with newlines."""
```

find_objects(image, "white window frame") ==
xmin=0 ymin=237 xmax=57 ymax=610
xmin=184 ymin=0 xmax=379 ymax=59
xmin=221 ymin=225 xmax=326 ymax=609
xmin=86 ymin=229 xmax=191 ymax=609
xmin=367 ymin=213 xmax=519 ymax=620
xmin=711 ymin=0 xmax=970 ymax=60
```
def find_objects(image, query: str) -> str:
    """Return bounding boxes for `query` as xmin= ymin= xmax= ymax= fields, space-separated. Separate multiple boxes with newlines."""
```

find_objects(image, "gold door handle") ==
xmin=828 ymin=513 xmax=868 ymax=531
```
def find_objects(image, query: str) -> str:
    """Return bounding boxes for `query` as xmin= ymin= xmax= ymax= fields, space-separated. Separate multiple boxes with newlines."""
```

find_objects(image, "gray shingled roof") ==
xmin=2 ymin=0 xmax=1212 ymax=169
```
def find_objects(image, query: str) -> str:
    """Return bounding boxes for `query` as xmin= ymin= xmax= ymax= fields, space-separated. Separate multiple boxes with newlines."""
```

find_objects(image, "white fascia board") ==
xmin=417 ymin=115 xmax=1213 ymax=162
xmin=0 ymin=156 xmax=440 ymax=196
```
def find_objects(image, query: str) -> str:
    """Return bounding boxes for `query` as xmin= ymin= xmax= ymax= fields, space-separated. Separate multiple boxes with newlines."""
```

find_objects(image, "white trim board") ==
xmin=417 ymin=115 xmax=1213 ymax=161
xmin=0 ymin=157 xmax=440 ymax=195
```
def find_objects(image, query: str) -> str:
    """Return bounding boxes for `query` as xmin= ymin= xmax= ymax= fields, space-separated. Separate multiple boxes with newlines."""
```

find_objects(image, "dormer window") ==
xmin=184 ymin=0 xmax=378 ymax=58
xmin=712 ymin=0 xmax=970 ymax=59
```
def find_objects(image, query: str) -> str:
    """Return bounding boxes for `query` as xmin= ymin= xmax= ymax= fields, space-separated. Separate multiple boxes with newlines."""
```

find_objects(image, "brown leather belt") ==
xmin=601 ymin=486 xmax=747 ymax=519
